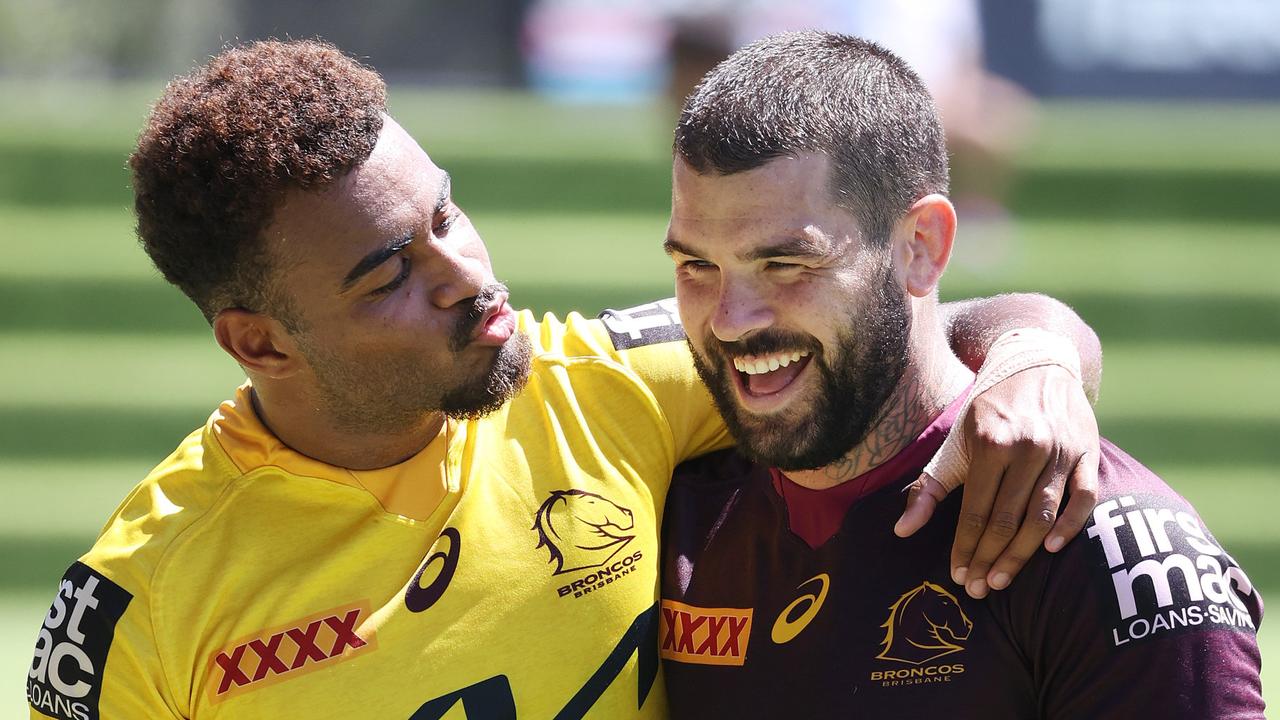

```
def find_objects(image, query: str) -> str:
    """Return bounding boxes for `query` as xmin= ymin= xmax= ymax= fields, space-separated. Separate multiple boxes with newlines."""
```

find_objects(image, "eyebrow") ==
xmin=434 ymin=172 xmax=452 ymax=216
xmin=663 ymin=237 xmax=699 ymax=257
xmin=663 ymin=233 xmax=830 ymax=262
xmin=338 ymin=172 xmax=452 ymax=293
xmin=340 ymin=233 xmax=414 ymax=293
xmin=743 ymin=235 xmax=830 ymax=262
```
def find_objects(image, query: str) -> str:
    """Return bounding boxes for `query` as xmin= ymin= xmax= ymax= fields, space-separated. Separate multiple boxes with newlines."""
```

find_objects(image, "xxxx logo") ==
xmin=659 ymin=600 xmax=752 ymax=666
xmin=207 ymin=601 xmax=376 ymax=703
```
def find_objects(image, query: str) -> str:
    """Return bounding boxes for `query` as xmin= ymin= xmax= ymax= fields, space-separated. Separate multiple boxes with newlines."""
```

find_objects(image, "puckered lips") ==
xmin=472 ymin=294 xmax=516 ymax=347
xmin=728 ymin=349 xmax=813 ymax=413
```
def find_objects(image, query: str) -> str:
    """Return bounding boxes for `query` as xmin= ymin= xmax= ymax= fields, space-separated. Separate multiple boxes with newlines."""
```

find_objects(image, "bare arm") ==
xmin=898 ymin=292 xmax=1103 ymax=598
xmin=941 ymin=292 xmax=1102 ymax=403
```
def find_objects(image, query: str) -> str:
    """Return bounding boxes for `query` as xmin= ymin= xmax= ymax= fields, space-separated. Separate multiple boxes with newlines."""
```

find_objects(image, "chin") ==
xmin=728 ymin=413 xmax=838 ymax=471
xmin=442 ymin=331 xmax=533 ymax=419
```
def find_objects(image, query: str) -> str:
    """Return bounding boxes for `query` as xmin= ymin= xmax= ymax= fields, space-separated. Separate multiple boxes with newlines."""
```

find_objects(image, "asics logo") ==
xmin=406 ymin=528 xmax=462 ymax=613
xmin=771 ymin=574 xmax=830 ymax=644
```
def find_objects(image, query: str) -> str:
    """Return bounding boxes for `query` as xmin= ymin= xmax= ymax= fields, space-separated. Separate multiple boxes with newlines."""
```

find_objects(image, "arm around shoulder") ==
xmin=940 ymin=292 xmax=1102 ymax=403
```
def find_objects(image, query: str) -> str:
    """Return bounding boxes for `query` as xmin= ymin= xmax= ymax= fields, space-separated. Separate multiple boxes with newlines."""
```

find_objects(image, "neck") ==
xmin=249 ymin=383 xmax=446 ymax=470
xmin=786 ymin=311 xmax=973 ymax=490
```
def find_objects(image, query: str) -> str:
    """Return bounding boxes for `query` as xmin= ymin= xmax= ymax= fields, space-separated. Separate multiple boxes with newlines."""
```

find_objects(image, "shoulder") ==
xmin=1072 ymin=439 xmax=1263 ymax=631
xmin=997 ymin=438 xmax=1261 ymax=650
xmin=516 ymin=302 xmax=703 ymax=423
xmin=664 ymin=449 xmax=774 ymax=538
xmin=29 ymin=421 xmax=244 ymax=720
xmin=993 ymin=439 xmax=1266 ymax=716
xmin=671 ymin=448 xmax=765 ymax=489
xmin=521 ymin=301 xmax=690 ymax=366
xmin=83 ymin=422 xmax=243 ymax=591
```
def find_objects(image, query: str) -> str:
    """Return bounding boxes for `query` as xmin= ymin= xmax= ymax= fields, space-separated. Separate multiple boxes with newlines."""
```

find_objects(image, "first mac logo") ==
xmin=28 ymin=562 xmax=132 ymax=720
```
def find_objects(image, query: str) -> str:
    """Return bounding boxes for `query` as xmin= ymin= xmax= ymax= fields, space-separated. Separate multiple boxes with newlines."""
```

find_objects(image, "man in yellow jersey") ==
xmin=28 ymin=40 xmax=1101 ymax=719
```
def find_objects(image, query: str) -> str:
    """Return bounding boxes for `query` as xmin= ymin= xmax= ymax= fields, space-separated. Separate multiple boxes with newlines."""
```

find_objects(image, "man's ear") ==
xmin=213 ymin=309 xmax=303 ymax=379
xmin=892 ymin=194 xmax=956 ymax=297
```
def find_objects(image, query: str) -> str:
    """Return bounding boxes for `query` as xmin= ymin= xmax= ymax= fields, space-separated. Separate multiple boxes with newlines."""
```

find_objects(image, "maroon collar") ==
xmin=771 ymin=387 xmax=972 ymax=549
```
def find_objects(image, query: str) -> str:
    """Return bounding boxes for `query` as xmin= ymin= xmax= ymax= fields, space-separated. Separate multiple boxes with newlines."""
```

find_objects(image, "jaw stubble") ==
xmin=300 ymin=283 xmax=533 ymax=435
xmin=689 ymin=269 xmax=910 ymax=472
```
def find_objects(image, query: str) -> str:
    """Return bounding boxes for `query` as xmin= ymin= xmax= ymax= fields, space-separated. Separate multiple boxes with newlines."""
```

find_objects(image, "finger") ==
xmin=895 ymin=473 xmax=950 ymax=537
xmin=1046 ymin=448 xmax=1100 ymax=552
xmin=950 ymin=444 xmax=1005 ymax=590
xmin=986 ymin=448 xmax=1065 ymax=591
xmin=965 ymin=442 xmax=1049 ymax=599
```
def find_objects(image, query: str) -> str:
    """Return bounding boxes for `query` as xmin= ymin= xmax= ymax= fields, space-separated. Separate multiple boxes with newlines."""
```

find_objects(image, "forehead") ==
xmin=265 ymin=117 xmax=445 ymax=272
xmin=669 ymin=153 xmax=863 ymax=252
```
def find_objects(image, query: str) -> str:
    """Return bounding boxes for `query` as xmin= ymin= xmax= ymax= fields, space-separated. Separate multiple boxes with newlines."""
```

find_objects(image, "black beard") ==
xmin=440 ymin=330 xmax=532 ymax=420
xmin=298 ymin=282 xmax=533 ymax=432
xmin=689 ymin=269 xmax=910 ymax=471
xmin=440 ymin=282 xmax=533 ymax=419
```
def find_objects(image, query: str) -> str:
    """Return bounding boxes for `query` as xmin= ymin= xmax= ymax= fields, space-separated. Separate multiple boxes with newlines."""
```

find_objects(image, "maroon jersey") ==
xmin=660 ymin=406 xmax=1265 ymax=719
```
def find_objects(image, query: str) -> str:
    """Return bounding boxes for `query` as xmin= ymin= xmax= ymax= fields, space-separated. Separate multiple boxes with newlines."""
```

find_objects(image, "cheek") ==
xmin=354 ymin=293 xmax=451 ymax=347
xmin=772 ymin=275 xmax=826 ymax=313
xmin=787 ymin=277 xmax=856 ymax=341
xmin=674 ymin=276 xmax=716 ymax=328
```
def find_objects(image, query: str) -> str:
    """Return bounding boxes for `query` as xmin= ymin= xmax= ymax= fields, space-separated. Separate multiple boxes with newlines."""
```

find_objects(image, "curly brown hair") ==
xmin=130 ymin=39 xmax=387 ymax=324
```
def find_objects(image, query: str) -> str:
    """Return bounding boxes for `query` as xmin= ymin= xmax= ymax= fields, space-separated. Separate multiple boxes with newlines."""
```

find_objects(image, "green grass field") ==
xmin=1 ymin=83 xmax=1277 ymax=715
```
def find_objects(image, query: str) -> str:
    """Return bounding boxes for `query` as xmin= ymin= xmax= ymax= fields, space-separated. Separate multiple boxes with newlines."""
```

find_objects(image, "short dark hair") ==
xmin=130 ymin=39 xmax=387 ymax=323
xmin=674 ymin=31 xmax=949 ymax=243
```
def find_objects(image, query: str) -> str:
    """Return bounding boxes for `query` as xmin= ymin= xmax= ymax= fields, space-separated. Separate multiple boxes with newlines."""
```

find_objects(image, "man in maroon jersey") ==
xmin=658 ymin=31 xmax=1264 ymax=718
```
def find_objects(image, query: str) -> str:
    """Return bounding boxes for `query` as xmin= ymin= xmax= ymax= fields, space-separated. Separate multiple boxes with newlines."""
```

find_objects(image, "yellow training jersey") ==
xmin=27 ymin=303 xmax=729 ymax=720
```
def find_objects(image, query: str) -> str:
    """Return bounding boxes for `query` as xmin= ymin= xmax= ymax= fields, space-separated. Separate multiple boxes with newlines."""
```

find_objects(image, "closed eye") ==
xmin=371 ymin=256 xmax=411 ymax=296
xmin=765 ymin=261 xmax=804 ymax=271
xmin=679 ymin=259 xmax=716 ymax=271
xmin=433 ymin=209 xmax=458 ymax=237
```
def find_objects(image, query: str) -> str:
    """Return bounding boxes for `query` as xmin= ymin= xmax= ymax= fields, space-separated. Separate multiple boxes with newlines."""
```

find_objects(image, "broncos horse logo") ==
xmin=532 ymin=490 xmax=636 ymax=575
xmin=876 ymin=581 xmax=973 ymax=665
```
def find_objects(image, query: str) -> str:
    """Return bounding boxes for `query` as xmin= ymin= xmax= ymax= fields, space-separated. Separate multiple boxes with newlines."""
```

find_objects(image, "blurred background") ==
xmin=2 ymin=0 xmax=1277 ymax=713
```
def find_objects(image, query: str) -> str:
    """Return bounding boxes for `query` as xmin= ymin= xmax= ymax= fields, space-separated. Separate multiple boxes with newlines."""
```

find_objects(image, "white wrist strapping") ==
xmin=921 ymin=327 xmax=1083 ymax=490
xmin=970 ymin=327 xmax=1082 ymax=398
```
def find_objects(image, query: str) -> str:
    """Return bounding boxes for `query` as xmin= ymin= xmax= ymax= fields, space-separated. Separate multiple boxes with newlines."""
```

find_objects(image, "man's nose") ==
xmin=710 ymin=279 xmax=773 ymax=343
xmin=427 ymin=243 xmax=487 ymax=309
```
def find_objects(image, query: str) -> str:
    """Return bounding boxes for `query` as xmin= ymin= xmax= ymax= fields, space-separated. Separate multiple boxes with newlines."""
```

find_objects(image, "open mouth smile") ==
xmin=729 ymin=349 xmax=813 ymax=409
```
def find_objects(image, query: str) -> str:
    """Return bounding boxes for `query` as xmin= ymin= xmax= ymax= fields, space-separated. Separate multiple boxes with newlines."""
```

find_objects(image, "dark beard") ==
xmin=689 ymin=269 xmax=910 ymax=471
xmin=300 ymin=282 xmax=533 ymax=432
xmin=440 ymin=331 xmax=532 ymax=420
xmin=440 ymin=283 xmax=533 ymax=419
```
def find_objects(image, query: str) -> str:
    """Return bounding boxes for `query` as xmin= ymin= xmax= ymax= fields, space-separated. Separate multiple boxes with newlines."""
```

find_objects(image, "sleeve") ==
xmin=27 ymin=560 xmax=183 ymax=720
xmin=530 ymin=300 xmax=733 ymax=462
xmin=1005 ymin=483 xmax=1265 ymax=719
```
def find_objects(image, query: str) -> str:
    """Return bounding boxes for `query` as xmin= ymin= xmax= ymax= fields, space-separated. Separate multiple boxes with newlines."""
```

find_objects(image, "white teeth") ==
xmin=733 ymin=351 xmax=810 ymax=375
